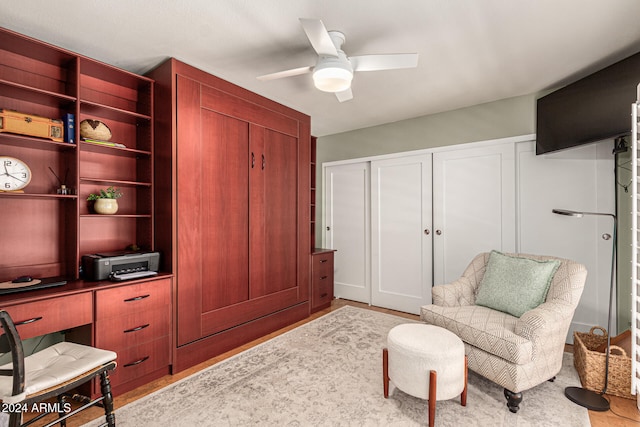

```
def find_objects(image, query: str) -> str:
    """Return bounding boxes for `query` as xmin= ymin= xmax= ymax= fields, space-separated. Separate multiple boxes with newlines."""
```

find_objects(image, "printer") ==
xmin=81 ymin=251 xmax=160 ymax=281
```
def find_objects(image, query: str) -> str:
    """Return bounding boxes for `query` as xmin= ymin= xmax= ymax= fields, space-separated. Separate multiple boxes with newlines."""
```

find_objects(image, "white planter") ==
xmin=94 ymin=198 xmax=118 ymax=215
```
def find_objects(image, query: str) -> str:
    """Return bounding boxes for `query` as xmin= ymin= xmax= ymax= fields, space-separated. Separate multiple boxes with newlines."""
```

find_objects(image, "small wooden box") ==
xmin=0 ymin=109 xmax=64 ymax=142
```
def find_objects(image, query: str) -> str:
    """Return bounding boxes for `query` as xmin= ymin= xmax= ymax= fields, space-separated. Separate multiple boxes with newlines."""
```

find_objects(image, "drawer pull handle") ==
xmin=15 ymin=316 xmax=43 ymax=326
xmin=124 ymin=294 xmax=150 ymax=302
xmin=124 ymin=356 xmax=149 ymax=367
xmin=320 ymin=275 xmax=328 ymax=280
xmin=319 ymin=259 xmax=328 ymax=263
xmin=320 ymin=293 xmax=328 ymax=298
xmin=124 ymin=324 xmax=150 ymax=333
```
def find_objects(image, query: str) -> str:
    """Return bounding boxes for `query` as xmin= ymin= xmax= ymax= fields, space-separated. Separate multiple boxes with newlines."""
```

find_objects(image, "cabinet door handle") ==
xmin=15 ymin=316 xmax=42 ymax=326
xmin=124 ymin=294 xmax=150 ymax=302
xmin=124 ymin=356 xmax=150 ymax=368
xmin=320 ymin=275 xmax=328 ymax=280
xmin=251 ymin=152 xmax=255 ymax=168
xmin=319 ymin=259 xmax=328 ymax=263
xmin=124 ymin=324 xmax=150 ymax=333
xmin=262 ymin=154 xmax=265 ymax=170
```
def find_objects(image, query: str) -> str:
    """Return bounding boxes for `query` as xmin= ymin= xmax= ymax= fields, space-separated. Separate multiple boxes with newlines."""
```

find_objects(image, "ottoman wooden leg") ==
xmin=461 ymin=355 xmax=468 ymax=406
xmin=383 ymin=348 xmax=389 ymax=398
xmin=429 ymin=370 xmax=437 ymax=426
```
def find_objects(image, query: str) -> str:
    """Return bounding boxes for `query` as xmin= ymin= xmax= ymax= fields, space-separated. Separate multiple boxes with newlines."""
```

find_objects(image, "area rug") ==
xmin=84 ymin=306 xmax=589 ymax=426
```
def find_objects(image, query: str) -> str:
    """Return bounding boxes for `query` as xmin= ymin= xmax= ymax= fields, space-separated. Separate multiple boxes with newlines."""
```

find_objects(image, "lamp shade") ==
xmin=313 ymin=66 xmax=353 ymax=92
xmin=313 ymin=53 xmax=353 ymax=93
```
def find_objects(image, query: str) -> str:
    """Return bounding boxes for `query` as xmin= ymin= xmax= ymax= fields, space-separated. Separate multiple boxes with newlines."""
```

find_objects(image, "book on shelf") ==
xmin=82 ymin=138 xmax=126 ymax=148
xmin=62 ymin=113 xmax=75 ymax=144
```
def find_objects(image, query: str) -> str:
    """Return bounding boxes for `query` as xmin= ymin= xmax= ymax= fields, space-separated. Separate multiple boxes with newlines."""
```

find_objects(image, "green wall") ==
xmin=317 ymin=94 xmax=537 ymax=163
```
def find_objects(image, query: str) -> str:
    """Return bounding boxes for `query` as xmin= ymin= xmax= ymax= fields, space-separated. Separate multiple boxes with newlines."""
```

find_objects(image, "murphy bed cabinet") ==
xmin=147 ymin=58 xmax=311 ymax=372
xmin=0 ymin=27 xmax=171 ymax=396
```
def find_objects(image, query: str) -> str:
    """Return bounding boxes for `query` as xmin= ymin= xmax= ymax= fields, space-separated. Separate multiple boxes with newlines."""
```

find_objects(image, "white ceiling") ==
xmin=2 ymin=1 xmax=640 ymax=137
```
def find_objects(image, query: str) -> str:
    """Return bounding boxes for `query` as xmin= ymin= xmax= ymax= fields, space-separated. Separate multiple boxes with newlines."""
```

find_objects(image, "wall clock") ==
xmin=0 ymin=156 xmax=32 ymax=192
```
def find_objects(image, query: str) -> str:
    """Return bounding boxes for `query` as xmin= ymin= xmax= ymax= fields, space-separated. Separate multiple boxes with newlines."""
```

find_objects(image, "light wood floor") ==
xmin=32 ymin=299 xmax=640 ymax=426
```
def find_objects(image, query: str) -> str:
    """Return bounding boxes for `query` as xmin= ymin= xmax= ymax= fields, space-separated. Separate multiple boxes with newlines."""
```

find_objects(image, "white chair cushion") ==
xmin=0 ymin=342 xmax=116 ymax=401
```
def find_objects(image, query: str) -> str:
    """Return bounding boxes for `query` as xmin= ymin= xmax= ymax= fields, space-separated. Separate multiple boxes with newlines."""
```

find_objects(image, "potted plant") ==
xmin=87 ymin=186 xmax=122 ymax=214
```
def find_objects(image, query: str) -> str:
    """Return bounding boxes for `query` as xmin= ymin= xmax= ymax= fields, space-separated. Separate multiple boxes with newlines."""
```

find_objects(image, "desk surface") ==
xmin=0 ymin=273 xmax=173 ymax=307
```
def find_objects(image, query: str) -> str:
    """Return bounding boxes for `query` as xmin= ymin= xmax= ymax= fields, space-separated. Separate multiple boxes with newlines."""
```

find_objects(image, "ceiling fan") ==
xmin=257 ymin=18 xmax=419 ymax=102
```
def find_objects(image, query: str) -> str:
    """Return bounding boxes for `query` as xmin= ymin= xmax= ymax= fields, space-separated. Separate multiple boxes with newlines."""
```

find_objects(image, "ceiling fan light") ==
xmin=313 ymin=66 xmax=353 ymax=92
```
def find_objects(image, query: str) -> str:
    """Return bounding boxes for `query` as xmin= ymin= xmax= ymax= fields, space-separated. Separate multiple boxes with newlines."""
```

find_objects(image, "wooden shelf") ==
xmin=0 ymin=79 xmax=76 ymax=103
xmin=0 ymin=192 xmax=77 ymax=200
xmin=80 ymin=140 xmax=151 ymax=157
xmin=80 ymin=214 xmax=152 ymax=218
xmin=80 ymin=178 xmax=152 ymax=187
xmin=0 ymin=132 xmax=77 ymax=151
xmin=80 ymin=100 xmax=152 ymax=123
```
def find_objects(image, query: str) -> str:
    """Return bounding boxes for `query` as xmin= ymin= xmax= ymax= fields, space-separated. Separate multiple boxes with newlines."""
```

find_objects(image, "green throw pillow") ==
xmin=475 ymin=250 xmax=561 ymax=317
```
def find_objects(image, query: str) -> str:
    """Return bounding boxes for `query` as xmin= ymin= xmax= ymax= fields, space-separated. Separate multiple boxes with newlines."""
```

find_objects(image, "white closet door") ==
xmin=433 ymin=143 xmax=516 ymax=286
xmin=370 ymin=154 xmax=432 ymax=314
xmin=324 ymin=162 xmax=370 ymax=303
xmin=517 ymin=140 xmax=615 ymax=341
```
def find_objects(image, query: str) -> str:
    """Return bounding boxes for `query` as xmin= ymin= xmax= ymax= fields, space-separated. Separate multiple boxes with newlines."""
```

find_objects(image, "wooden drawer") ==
xmin=95 ymin=307 xmax=170 ymax=351
xmin=109 ymin=335 xmax=171 ymax=387
xmin=312 ymin=253 xmax=333 ymax=274
xmin=95 ymin=278 xmax=171 ymax=320
xmin=2 ymin=292 xmax=92 ymax=340
xmin=312 ymin=273 xmax=333 ymax=307
xmin=311 ymin=250 xmax=335 ymax=312
xmin=312 ymin=263 xmax=332 ymax=282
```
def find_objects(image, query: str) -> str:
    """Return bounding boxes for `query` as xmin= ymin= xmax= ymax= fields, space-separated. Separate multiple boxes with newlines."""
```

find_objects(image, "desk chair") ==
xmin=0 ymin=310 xmax=117 ymax=427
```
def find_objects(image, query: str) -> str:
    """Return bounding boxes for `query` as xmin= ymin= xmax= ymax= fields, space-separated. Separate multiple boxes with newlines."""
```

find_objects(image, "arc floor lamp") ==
xmin=552 ymin=208 xmax=617 ymax=412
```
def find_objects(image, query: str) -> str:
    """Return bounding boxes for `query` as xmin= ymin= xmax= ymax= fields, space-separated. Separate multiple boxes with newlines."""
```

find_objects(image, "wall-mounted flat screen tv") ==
xmin=536 ymin=51 xmax=640 ymax=155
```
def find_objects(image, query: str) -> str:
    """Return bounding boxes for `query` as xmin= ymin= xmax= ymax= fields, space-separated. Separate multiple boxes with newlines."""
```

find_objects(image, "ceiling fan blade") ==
xmin=335 ymin=87 xmax=353 ymax=103
xmin=299 ymin=18 xmax=339 ymax=57
xmin=350 ymin=53 xmax=419 ymax=72
xmin=257 ymin=66 xmax=313 ymax=81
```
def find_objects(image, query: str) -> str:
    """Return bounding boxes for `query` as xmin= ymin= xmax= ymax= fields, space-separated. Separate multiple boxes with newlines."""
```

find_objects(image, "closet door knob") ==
xmin=436 ymin=229 xmax=442 ymax=235
xmin=424 ymin=229 xmax=430 ymax=235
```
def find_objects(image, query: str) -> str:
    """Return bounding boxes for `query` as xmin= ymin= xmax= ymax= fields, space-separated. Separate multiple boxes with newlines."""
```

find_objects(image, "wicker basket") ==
xmin=573 ymin=326 xmax=632 ymax=399
xmin=80 ymin=119 xmax=112 ymax=141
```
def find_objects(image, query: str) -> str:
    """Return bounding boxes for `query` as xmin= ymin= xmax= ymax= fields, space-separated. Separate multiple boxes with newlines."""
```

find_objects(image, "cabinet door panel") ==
xmin=176 ymin=75 xmax=204 ymax=345
xmin=200 ymin=109 xmax=250 ymax=312
xmin=260 ymin=129 xmax=297 ymax=296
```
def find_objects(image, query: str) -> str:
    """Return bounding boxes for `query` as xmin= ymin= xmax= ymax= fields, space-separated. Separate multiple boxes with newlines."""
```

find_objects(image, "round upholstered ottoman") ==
xmin=383 ymin=324 xmax=467 ymax=426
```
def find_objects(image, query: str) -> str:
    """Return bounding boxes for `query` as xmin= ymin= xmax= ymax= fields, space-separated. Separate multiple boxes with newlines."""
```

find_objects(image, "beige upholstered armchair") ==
xmin=420 ymin=252 xmax=587 ymax=413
